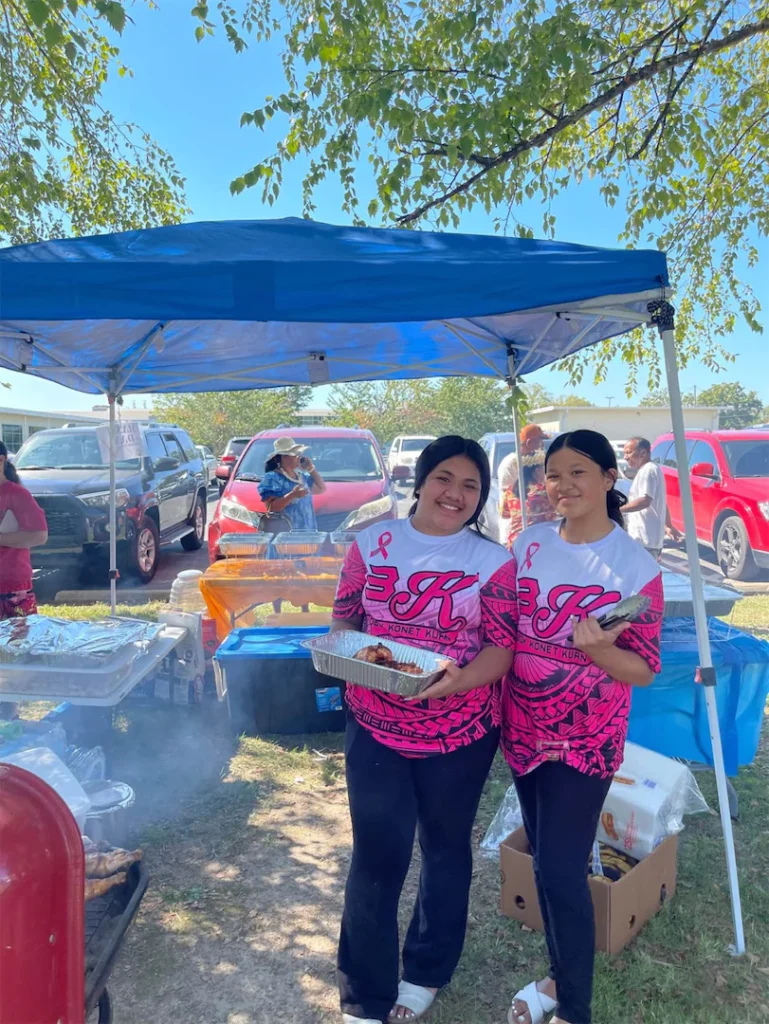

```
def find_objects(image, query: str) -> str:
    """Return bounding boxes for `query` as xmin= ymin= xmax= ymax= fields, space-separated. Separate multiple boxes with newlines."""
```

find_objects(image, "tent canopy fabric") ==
xmin=0 ymin=217 xmax=669 ymax=395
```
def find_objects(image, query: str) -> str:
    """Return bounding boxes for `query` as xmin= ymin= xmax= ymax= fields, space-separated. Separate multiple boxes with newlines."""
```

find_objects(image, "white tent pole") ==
xmin=108 ymin=393 xmax=118 ymax=615
xmin=507 ymin=358 xmax=529 ymax=532
xmin=656 ymin=305 xmax=746 ymax=956
xmin=510 ymin=387 xmax=529 ymax=531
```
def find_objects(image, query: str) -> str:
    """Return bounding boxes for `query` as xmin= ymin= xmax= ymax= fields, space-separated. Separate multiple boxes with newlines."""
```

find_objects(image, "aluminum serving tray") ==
xmin=219 ymin=533 xmax=272 ymax=558
xmin=302 ymin=630 xmax=452 ymax=697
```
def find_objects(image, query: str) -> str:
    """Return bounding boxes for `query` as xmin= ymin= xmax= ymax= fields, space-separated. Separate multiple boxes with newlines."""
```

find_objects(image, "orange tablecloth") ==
xmin=199 ymin=557 xmax=342 ymax=640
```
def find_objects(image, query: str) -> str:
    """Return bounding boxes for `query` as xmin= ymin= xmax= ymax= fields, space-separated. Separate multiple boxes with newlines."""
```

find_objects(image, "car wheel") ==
xmin=131 ymin=517 xmax=159 ymax=584
xmin=716 ymin=515 xmax=759 ymax=581
xmin=181 ymin=494 xmax=206 ymax=551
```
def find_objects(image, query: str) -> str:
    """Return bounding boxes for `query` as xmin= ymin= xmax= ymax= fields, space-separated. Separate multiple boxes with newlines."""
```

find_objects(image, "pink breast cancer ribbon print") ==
xmin=523 ymin=541 xmax=540 ymax=570
xmin=370 ymin=531 xmax=393 ymax=560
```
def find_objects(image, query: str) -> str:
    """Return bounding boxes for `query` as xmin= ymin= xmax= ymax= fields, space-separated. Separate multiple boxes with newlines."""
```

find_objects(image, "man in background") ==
xmin=623 ymin=436 xmax=669 ymax=560
xmin=498 ymin=423 xmax=548 ymax=494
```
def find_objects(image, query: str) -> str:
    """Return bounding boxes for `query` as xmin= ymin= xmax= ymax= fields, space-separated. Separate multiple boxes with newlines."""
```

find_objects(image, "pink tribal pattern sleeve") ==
xmin=480 ymin=558 xmax=518 ymax=650
xmin=615 ymin=573 xmax=664 ymax=673
xmin=333 ymin=540 xmax=366 ymax=621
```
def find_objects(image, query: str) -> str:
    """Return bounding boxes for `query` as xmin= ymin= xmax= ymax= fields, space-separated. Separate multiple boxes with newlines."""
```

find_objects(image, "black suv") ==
xmin=14 ymin=423 xmax=208 ymax=584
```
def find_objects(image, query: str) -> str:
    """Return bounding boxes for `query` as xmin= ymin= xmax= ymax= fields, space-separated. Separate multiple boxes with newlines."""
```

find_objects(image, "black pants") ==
xmin=514 ymin=761 xmax=613 ymax=1024
xmin=339 ymin=717 xmax=499 ymax=1022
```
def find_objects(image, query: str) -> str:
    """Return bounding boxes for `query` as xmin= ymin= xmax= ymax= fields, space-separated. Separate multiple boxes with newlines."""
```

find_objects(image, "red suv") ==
xmin=208 ymin=426 xmax=397 ymax=560
xmin=653 ymin=430 xmax=769 ymax=580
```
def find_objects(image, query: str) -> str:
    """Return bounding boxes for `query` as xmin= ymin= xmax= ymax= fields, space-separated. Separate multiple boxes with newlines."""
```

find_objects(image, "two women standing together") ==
xmin=332 ymin=431 xmax=663 ymax=1024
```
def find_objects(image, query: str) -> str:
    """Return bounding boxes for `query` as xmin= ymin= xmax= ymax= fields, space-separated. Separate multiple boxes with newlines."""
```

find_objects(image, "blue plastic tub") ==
xmin=628 ymin=617 xmax=769 ymax=775
xmin=214 ymin=626 xmax=345 ymax=735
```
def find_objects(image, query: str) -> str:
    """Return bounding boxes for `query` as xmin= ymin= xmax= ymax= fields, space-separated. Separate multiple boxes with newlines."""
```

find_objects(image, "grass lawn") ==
xmin=27 ymin=597 xmax=769 ymax=1021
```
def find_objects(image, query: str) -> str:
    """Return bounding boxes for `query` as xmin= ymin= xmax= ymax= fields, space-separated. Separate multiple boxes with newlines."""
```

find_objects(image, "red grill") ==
xmin=0 ymin=765 xmax=148 ymax=1024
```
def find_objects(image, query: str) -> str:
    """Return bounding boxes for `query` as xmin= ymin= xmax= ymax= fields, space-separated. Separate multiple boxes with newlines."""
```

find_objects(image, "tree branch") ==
xmin=398 ymin=16 xmax=769 ymax=224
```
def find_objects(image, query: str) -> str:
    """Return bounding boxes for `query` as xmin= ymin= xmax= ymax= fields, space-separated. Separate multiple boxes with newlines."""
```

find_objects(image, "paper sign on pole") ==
xmin=96 ymin=421 xmax=146 ymax=463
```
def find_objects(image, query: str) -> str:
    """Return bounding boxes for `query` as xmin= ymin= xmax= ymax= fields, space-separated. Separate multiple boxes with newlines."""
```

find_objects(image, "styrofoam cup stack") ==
xmin=169 ymin=569 xmax=207 ymax=612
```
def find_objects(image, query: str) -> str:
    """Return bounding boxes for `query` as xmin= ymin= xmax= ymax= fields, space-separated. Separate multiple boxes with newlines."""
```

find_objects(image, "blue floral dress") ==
xmin=258 ymin=470 xmax=317 ymax=530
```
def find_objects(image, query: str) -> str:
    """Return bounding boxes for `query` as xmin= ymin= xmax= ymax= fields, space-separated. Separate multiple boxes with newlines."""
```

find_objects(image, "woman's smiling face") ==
xmin=544 ymin=446 xmax=615 ymax=521
xmin=414 ymin=455 xmax=482 ymax=534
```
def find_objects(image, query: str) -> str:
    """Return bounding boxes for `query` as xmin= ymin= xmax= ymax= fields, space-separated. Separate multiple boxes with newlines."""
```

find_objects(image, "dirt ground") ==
xmin=107 ymin=704 xmax=353 ymax=1024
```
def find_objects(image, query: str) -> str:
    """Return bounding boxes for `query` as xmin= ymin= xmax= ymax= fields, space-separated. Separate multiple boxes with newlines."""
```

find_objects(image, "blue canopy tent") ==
xmin=0 ymin=217 xmax=745 ymax=954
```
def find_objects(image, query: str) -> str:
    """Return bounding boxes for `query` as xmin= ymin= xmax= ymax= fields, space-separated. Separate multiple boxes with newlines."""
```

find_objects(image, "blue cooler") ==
xmin=213 ymin=627 xmax=345 ymax=735
xmin=628 ymin=617 xmax=769 ymax=775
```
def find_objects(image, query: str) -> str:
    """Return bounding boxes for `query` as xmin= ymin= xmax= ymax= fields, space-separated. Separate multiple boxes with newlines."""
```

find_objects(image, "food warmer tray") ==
xmin=85 ymin=859 xmax=149 ymax=1020
xmin=302 ymin=630 xmax=453 ymax=697
xmin=0 ymin=626 xmax=186 ymax=706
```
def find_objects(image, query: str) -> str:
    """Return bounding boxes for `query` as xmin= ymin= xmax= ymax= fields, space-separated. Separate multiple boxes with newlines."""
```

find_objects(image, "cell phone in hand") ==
xmin=299 ymin=456 xmax=311 ymax=469
xmin=567 ymin=594 xmax=651 ymax=642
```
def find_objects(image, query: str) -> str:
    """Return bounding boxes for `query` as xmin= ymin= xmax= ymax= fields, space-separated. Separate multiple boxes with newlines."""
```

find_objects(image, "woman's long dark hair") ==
xmin=409 ymin=435 xmax=492 ymax=537
xmin=265 ymin=453 xmax=282 ymax=474
xmin=545 ymin=430 xmax=626 ymax=528
xmin=0 ymin=441 xmax=20 ymax=484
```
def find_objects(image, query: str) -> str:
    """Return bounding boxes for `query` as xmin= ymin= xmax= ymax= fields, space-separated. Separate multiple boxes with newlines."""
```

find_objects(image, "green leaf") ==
xmin=25 ymin=0 xmax=49 ymax=28
xmin=195 ymin=25 xmax=205 ymax=41
xmin=65 ymin=40 xmax=77 ymax=61
xmin=44 ymin=21 xmax=65 ymax=46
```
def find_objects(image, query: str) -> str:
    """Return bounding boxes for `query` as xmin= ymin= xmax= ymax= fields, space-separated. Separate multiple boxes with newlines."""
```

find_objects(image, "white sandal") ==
xmin=342 ymin=1016 xmax=382 ymax=1023
xmin=387 ymin=981 xmax=436 ymax=1021
xmin=508 ymin=981 xmax=558 ymax=1024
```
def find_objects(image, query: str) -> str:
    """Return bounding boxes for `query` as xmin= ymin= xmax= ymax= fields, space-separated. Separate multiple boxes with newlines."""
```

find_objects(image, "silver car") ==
xmin=477 ymin=432 xmax=519 ymax=543
xmin=196 ymin=444 xmax=218 ymax=488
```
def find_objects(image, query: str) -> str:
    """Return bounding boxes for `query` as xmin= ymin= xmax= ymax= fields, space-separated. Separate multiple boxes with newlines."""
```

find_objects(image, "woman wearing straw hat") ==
xmin=258 ymin=436 xmax=327 ymax=531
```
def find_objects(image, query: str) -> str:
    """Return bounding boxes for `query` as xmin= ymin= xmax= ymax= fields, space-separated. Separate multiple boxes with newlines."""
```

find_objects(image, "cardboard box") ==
xmin=500 ymin=828 xmax=677 ymax=955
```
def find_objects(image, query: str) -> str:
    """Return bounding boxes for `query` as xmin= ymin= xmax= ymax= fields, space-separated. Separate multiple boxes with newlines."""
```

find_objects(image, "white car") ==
xmin=196 ymin=444 xmax=218 ymax=487
xmin=387 ymin=435 xmax=437 ymax=480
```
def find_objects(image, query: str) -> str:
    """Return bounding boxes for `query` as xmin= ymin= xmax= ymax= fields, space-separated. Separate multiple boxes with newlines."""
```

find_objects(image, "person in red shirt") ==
xmin=0 ymin=441 xmax=48 ymax=619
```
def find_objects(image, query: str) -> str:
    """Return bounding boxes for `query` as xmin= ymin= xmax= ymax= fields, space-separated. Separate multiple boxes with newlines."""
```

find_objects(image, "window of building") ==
xmin=1 ymin=424 xmax=24 ymax=453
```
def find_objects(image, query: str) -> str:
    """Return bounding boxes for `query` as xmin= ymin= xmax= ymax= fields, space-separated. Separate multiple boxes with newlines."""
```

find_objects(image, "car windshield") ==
xmin=721 ymin=440 xmax=769 ymax=479
xmin=236 ymin=437 xmax=384 ymax=482
xmin=14 ymin=432 xmax=141 ymax=471
xmin=401 ymin=438 xmax=433 ymax=452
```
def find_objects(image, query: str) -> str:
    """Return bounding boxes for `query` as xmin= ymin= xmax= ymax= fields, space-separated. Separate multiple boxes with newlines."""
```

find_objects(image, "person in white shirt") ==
xmin=623 ymin=437 xmax=668 ymax=560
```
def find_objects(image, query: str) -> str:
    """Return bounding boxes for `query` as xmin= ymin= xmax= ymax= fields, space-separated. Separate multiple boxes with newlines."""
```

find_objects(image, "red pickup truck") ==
xmin=653 ymin=430 xmax=769 ymax=580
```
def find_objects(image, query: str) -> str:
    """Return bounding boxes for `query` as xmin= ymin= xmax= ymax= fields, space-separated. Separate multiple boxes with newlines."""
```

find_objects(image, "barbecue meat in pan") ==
xmin=85 ymin=848 xmax=143 ymax=878
xmin=355 ymin=643 xmax=395 ymax=665
xmin=354 ymin=643 xmax=423 ymax=675
xmin=85 ymin=872 xmax=127 ymax=901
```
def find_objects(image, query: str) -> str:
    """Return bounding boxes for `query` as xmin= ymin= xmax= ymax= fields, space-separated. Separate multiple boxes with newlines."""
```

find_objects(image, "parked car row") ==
xmin=16 ymin=419 xmax=768 ymax=586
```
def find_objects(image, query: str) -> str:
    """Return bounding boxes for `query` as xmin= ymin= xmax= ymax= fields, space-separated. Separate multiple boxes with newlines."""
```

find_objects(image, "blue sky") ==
xmin=3 ymin=1 xmax=766 ymax=413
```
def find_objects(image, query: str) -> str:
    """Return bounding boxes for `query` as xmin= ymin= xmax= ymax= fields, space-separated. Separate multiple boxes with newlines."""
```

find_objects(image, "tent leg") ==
xmin=108 ymin=394 xmax=118 ymax=616
xmin=658 ymin=316 xmax=746 ymax=956
xmin=510 ymin=377 xmax=529 ymax=532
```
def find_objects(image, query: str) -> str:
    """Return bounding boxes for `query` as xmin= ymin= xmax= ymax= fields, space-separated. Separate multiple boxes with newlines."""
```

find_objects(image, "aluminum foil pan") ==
xmin=0 ymin=615 xmax=161 ymax=668
xmin=218 ymin=533 xmax=272 ymax=558
xmin=302 ymin=630 xmax=453 ymax=697
xmin=273 ymin=531 xmax=328 ymax=557
xmin=330 ymin=531 xmax=357 ymax=557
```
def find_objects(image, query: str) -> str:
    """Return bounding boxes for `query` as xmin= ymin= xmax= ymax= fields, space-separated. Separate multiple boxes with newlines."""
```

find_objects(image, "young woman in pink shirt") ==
xmin=502 ymin=431 xmax=663 ymax=1024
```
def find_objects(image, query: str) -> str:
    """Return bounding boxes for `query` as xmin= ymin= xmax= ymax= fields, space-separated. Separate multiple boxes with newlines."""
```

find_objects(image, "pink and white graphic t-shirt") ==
xmin=333 ymin=519 xmax=517 ymax=756
xmin=501 ymin=521 xmax=663 ymax=779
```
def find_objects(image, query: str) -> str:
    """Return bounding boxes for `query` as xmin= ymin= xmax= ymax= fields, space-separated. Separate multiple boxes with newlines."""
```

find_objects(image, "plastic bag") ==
xmin=480 ymin=783 xmax=523 ymax=860
xmin=597 ymin=742 xmax=708 ymax=860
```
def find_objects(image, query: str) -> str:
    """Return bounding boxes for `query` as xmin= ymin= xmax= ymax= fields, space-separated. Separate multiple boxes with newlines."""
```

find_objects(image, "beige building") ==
xmin=0 ymin=405 xmax=100 ymax=453
xmin=528 ymin=405 xmax=721 ymax=444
